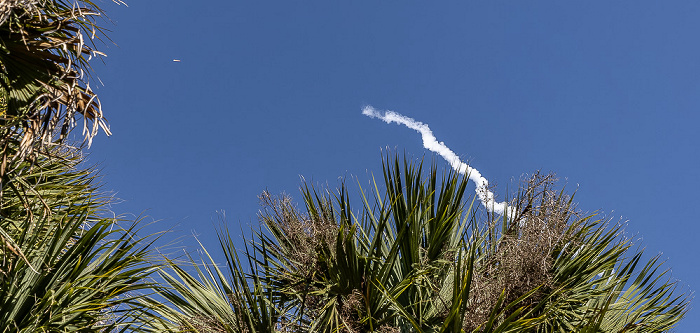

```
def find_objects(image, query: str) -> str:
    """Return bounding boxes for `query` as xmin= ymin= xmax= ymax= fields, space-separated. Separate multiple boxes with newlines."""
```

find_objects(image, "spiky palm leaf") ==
xmin=145 ymin=235 xmax=282 ymax=333
xmin=152 ymin=154 xmax=689 ymax=332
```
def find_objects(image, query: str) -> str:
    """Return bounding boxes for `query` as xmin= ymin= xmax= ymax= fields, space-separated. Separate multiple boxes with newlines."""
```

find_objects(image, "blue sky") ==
xmin=89 ymin=1 xmax=698 ymax=329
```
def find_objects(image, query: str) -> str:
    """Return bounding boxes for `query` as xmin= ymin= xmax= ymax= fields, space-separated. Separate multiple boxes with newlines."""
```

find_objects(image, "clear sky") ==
xmin=89 ymin=1 xmax=698 ymax=329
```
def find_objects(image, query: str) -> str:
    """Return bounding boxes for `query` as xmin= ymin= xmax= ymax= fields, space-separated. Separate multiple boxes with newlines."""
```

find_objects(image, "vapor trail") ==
xmin=362 ymin=105 xmax=514 ymax=219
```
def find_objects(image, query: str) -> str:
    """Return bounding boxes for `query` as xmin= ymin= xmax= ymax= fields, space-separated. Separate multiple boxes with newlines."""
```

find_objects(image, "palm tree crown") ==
xmin=151 ymin=154 xmax=689 ymax=332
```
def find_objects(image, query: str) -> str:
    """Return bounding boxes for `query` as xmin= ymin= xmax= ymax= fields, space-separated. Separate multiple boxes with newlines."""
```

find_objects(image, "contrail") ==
xmin=362 ymin=105 xmax=514 ymax=220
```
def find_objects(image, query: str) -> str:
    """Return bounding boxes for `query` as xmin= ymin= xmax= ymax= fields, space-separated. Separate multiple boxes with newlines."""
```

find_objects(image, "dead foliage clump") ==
xmin=258 ymin=191 xmax=361 ymax=327
xmin=464 ymin=172 xmax=579 ymax=331
xmin=336 ymin=289 xmax=366 ymax=333
xmin=258 ymin=190 xmax=340 ymax=275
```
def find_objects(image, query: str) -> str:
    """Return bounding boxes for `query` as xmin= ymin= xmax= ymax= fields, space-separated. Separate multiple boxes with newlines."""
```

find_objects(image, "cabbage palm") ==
xmin=0 ymin=1 xmax=161 ymax=331
xmin=151 ymin=154 xmax=689 ymax=332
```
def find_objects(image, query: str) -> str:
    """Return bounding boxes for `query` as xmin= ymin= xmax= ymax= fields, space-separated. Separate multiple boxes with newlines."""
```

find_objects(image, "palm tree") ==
xmin=0 ymin=1 xmax=162 ymax=331
xmin=151 ymin=154 xmax=689 ymax=332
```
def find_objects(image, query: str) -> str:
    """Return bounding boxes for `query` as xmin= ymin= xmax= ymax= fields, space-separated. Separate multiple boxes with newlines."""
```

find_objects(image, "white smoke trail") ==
xmin=362 ymin=105 xmax=515 ymax=220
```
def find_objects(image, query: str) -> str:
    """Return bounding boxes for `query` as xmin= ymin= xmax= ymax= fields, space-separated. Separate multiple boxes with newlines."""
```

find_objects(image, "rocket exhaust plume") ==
xmin=362 ymin=105 xmax=515 ymax=220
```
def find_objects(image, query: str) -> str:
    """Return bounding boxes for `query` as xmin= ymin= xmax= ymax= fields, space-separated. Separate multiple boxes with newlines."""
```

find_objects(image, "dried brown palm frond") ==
xmin=0 ymin=0 xmax=38 ymax=26
xmin=0 ymin=0 xmax=120 ymax=164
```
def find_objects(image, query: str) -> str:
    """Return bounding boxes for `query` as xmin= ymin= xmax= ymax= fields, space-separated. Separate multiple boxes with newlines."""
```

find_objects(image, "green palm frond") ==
xmin=146 ymin=233 xmax=282 ymax=333
xmin=0 ymin=145 xmax=160 ymax=332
